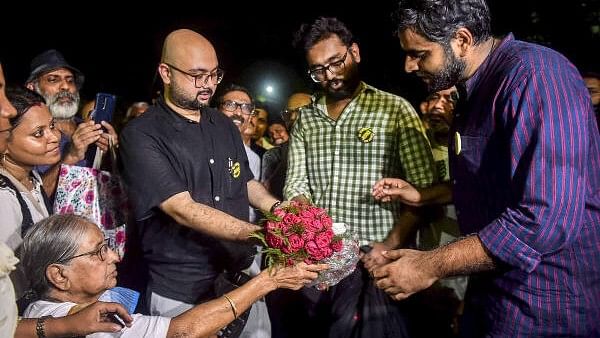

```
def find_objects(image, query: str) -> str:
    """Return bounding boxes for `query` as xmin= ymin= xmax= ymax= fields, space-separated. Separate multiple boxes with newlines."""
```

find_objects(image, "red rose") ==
xmin=315 ymin=230 xmax=334 ymax=248
xmin=319 ymin=246 xmax=333 ymax=259
xmin=302 ymin=229 xmax=316 ymax=241
xmin=266 ymin=233 xmax=284 ymax=249
xmin=299 ymin=210 xmax=313 ymax=219
xmin=265 ymin=221 xmax=280 ymax=232
xmin=283 ymin=213 xmax=300 ymax=226
xmin=305 ymin=241 xmax=325 ymax=261
xmin=287 ymin=234 xmax=304 ymax=252
xmin=331 ymin=239 xmax=343 ymax=252
xmin=306 ymin=219 xmax=323 ymax=232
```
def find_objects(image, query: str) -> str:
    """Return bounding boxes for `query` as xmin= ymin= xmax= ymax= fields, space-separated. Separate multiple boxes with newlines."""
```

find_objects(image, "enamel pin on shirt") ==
xmin=454 ymin=132 xmax=462 ymax=155
xmin=357 ymin=127 xmax=374 ymax=143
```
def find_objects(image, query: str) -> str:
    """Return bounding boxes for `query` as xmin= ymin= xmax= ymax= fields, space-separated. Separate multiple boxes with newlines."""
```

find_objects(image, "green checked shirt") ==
xmin=284 ymin=82 xmax=436 ymax=244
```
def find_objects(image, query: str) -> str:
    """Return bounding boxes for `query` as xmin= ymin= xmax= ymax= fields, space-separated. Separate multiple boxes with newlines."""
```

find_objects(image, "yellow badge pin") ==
xmin=357 ymin=127 xmax=374 ymax=143
xmin=231 ymin=162 xmax=241 ymax=178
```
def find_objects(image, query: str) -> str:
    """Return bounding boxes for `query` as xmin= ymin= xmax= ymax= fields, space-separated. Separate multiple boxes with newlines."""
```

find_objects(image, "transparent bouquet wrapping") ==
xmin=307 ymin=223 xmax=360 ymax=290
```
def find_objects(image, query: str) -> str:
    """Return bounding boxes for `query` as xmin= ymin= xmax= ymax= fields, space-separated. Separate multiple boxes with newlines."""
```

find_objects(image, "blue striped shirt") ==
xmin=449 ymin=34 xmax=600 ymax=336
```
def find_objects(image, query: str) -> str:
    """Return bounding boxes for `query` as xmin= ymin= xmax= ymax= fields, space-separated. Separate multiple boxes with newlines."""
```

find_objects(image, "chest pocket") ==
xmin=455 ymin=134 xmax=488 ymax=174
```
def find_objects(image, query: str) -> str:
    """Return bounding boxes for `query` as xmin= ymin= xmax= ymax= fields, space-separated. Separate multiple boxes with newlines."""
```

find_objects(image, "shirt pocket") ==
xmin=456 ymin=134 xmax=488 ymax=173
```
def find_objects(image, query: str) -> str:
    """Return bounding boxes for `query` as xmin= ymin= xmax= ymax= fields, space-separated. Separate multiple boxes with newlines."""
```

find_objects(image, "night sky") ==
xmin=2 ymin=1 xmax=598 ymax=114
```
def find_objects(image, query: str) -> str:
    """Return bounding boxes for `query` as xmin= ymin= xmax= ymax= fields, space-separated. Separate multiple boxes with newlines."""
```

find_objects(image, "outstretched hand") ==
xmin=372 ymin=249 xmax=439 ymax=301
xmin=65 ymin=301 xmax=133 ymax=334
xmin=372 ymin=178 xmax=423 ymax=206
xmin=268 ymin=262 xmax=329 ymax=290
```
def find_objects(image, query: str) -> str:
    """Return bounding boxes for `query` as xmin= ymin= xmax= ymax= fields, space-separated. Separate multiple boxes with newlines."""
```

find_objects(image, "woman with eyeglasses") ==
xmin=21 ymin=214 xmax=327 ymax=338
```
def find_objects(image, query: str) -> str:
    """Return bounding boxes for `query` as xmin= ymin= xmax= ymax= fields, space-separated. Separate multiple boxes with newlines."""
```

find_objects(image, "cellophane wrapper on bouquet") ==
xmin=306 ymin=222 xmax=360 ymax=290
xmin=250 ymin=201 xmax=359 ymax=290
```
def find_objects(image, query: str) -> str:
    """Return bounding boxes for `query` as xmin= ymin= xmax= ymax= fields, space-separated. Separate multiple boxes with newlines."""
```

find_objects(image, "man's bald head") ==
xmin=161 ymin=29 xmax=218 ymax=68
xmin=286 ymin=92 xmax=312 ymax=110
xmin=158 ymin=29 xmax=221 ymax=112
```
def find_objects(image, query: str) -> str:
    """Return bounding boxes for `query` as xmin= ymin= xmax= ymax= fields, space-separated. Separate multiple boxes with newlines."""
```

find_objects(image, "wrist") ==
xmin=35 ymin=315 xmax=52 ymax=338
xmin=62 ymin=152 xmax=83 ymax=165
xmin=269 ymin=200 xmax=282 ymax=213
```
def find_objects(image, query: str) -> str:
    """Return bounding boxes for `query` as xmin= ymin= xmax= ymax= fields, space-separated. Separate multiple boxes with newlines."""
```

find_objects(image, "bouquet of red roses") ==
xmin=251 ymin=201 xmax=359 ymax=289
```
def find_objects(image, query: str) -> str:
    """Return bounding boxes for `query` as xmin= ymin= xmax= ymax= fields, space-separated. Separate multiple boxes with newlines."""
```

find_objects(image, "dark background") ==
xmin=2 ymin=1 xmax=599 ymax=114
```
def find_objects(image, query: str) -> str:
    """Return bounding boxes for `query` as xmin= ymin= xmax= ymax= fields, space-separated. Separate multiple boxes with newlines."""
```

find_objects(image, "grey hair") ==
xmin=21 ymin=214 xmax=93 ymax=298
xmin=126 ymin=101 xmax=150 ymax=119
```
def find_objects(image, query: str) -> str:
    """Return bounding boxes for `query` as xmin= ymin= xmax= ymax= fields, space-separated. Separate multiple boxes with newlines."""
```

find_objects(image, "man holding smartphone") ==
xmin=25 ymin=49 xmax=119 ymax=196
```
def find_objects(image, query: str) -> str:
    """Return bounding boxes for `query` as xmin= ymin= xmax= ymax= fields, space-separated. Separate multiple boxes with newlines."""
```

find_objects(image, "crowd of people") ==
xmin=1 ymin=0 xmax=599 ymax=337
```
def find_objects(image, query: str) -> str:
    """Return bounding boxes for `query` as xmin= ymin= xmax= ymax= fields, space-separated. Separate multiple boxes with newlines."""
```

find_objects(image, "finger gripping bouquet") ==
xmin=250 ymin=201 xmax=359 ymax=290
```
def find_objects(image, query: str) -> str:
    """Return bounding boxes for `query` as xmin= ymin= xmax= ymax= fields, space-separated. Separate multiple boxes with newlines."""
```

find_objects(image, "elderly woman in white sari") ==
xmin=21 ymin=214 xmax=326 ymax=337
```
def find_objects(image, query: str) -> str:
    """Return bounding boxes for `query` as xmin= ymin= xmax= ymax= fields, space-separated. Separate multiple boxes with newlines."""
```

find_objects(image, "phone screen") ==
xmin=91 ymin=93 xmax=116 ymax=124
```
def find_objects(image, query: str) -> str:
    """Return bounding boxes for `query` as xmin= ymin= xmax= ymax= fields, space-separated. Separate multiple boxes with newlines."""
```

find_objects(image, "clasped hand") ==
xmin=372 ymin=249 xmax=439 ymax=301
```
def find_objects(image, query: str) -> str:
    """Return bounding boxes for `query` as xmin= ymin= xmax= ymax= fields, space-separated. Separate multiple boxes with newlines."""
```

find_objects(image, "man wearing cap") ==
xmin=25 ymin=49 xmax=118 ymax=195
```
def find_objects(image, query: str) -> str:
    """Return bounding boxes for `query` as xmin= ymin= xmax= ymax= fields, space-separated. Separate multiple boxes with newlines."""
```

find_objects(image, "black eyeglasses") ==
xmin=307 ymin=48 xmax=350 ymax=83
xmin=56 ymin=242 xmax=110 ymax=264
xmin=221 ymin=100 xmax=256 ymax=115
xmin=165 ymin=63 xmax=225 ymax=87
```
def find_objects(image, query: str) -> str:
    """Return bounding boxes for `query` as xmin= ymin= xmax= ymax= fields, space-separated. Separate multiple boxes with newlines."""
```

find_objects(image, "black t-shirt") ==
xmin=119 ymin=98 xmax=255 ymax=303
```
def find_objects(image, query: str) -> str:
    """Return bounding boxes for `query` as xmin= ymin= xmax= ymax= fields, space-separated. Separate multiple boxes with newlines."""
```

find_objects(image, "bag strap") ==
xmin=0 ymin=173 xmax=34 ymax=236
xmin=92 ymin=134 xmax=119 ymax=172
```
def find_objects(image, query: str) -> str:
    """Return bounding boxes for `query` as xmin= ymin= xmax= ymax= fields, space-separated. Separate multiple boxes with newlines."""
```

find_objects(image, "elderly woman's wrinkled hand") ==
xmin=269 ymin=262 xmax=329 ymax=290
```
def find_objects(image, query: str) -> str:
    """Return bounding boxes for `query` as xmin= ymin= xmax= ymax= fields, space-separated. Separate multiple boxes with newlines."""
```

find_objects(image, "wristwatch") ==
xmin=270 ymin=200 xmax=282 ymax=213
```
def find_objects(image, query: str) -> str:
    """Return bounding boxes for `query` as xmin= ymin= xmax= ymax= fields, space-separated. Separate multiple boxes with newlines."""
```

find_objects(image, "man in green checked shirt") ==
xmin=277 ymin=17 xmax=436 ymax=338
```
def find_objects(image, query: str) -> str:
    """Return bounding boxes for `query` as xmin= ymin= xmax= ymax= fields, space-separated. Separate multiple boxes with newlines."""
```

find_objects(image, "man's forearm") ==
xmin=162 ymin=192 xmax=260 ymax=241
xmin=247 ymin=180 xmax=279 ymax=212
xmin=384 ymin=206 xmax=420 ymax=248
xmin=419 ymin=182 xmax=453 ymax=205
xmin=431 ymin=235 xmax=496 ymax=278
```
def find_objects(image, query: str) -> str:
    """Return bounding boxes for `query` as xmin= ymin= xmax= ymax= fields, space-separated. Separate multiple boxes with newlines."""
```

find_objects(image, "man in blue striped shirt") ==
xmin=373 ymin=0 xmax=600 ymax=336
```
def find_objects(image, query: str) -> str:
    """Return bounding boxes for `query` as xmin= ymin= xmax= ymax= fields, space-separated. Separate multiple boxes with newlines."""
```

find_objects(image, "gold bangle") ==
xmin=223 ymin=294 xmax=238 ymax=319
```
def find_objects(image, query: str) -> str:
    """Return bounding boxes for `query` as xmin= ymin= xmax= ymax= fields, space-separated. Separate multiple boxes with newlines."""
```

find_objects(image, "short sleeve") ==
xmin=119 ymin=126 xmax=186 ymax=221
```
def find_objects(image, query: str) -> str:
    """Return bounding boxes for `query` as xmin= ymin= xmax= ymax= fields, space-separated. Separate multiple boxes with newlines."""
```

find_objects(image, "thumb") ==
xmin=381 ymin=249 xmax=404 ymax=260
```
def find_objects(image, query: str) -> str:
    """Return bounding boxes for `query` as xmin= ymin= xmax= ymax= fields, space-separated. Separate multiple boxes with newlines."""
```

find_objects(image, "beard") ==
xmin=35 ymin=84 xmax=80 ymax=119
xmin=169 ymin=80 xmax=212 ymax=111
xmin=324 ymin=60 xmax=361 ymax=100
xmin=424 ymin=46 xmax=466 ymax=94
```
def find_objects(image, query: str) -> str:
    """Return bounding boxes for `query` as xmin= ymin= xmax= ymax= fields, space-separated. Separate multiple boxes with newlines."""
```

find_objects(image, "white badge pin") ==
xmin=454 ymin=132 xmax=462 ymax=155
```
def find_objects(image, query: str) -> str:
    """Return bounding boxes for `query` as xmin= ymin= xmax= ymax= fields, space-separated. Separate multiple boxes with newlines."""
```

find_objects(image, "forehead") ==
xmin=584 ymin=77 xmax=600 ymax=88
xmin=40 ymin=68 xmax=74 ymax=78
xmin=269 ymin=123 xmax=286 ymax=131
xmin=306 ymin=35 xmax=346 ymax=65
xmin=14 ymin=104 xmax=53 ymax=126
xmin=398 ymin=29 xmax=438 ymax=52
xmin=78 ymin=224 xmax=104 ymax=249
xmin=287 ymin=94 xmax=311 ymax=110
xmin=432 ymin=87 xmax=457 ymax=98
xmin=255 ymin=109 xmax=268 ymax=119
xmin=223 ymin=90 xmax=251 ymax=103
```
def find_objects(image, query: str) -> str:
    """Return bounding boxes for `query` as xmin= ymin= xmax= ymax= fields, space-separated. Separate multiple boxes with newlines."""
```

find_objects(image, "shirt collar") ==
xmin=464 ymin=33 xmax=513 ymax=99
xmin=156 ymin=96 xmax=215 ymax=131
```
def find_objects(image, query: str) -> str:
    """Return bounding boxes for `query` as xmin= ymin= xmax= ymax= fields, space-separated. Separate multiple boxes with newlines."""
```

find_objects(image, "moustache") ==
xmin=53 ymin=91 xmax=76 ymax=104
xmin=230 ymin=115 xmax=245 ymax=124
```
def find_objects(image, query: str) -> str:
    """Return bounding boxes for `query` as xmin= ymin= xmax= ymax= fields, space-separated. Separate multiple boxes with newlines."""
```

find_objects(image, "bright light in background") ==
xmin=265 ymin=85 xmax=274 ymax=94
